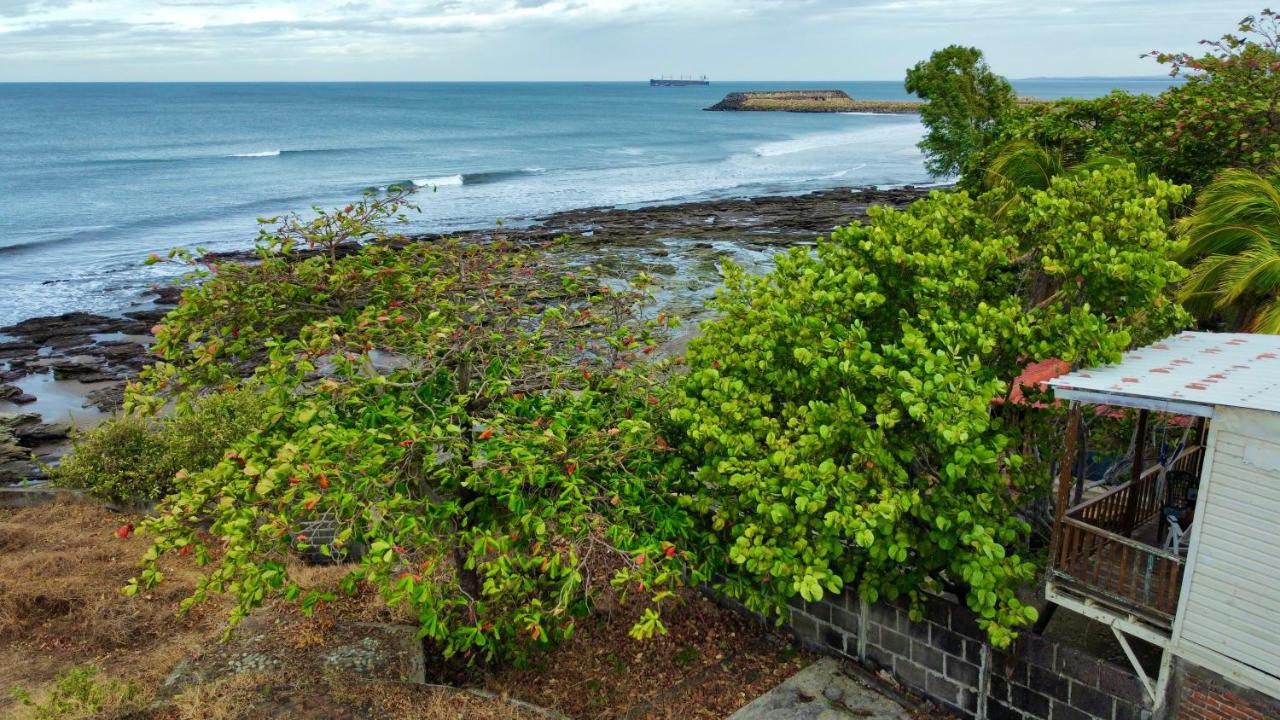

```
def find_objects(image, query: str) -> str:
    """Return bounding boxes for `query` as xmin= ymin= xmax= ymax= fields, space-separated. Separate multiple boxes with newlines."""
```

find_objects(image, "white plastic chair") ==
xmin=1162 ymin=511 xmax=1191 ymax=554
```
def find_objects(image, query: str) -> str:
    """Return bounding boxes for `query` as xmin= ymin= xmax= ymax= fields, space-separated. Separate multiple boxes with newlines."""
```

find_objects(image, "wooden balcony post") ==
xmin=1122 ymin=409 xmax=1150 ymax=535
xmin=1050 ymin=402 xmax=1082 ymax=566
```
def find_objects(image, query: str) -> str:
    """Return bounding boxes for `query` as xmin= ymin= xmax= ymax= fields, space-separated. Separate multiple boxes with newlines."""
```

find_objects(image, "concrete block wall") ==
xmin=788 ymin=590 xmax=1150 ymax=720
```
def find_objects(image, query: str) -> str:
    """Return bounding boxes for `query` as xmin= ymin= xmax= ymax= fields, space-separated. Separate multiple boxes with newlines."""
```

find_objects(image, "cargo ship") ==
xmin=650 ymin=76 xmax=709 ymax=87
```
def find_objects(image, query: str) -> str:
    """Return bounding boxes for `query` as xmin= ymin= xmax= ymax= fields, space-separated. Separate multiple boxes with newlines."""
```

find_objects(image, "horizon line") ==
xmin=0 ymin=75 xmax=1180 ymax=84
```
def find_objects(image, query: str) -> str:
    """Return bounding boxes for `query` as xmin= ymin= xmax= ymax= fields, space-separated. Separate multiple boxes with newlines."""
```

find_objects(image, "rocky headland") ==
xmin=0 ymin=185 xmax=936 ymax=486
xmin=704 ymin=90 xmax=921 ymax=114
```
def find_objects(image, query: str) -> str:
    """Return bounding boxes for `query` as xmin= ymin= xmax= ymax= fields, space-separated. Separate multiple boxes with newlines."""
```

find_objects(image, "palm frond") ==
xmin=1176 ymin=168 xmax=1280 ymax=333
xmin=1176 ymin=168 xmax=1280 ymax=262
xmin=1251 ymin=298 xmax=1280 ymax=334
xmin=984 ymin=139 xmax=1063 ymax=193
xmin=1215 ymin=245 xmax=1280 ymax=306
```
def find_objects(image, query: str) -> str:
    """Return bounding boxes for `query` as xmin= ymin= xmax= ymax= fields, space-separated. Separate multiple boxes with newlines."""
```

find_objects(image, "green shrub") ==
xmin=55 ymin=390 xmax=267 ymax=502
xmin=53 ymin=414 xmax=172 ymax=502
xmin=126 ymin=191 xmax=694 ymax=664
xmin=671 ymin=164 xmax=1190 ymax=647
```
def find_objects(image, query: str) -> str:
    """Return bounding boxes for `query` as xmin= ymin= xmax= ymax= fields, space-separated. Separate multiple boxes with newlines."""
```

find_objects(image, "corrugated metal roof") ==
xmin=1048 ymin=332 xmax=1280 ymax=415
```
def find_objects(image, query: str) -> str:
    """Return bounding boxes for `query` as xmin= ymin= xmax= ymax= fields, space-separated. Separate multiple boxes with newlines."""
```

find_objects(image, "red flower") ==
xmin=635 ymin=553 xmax=646 ymax=565
xmin=116 ymin=524 xmax=133 ymax=539
xmin=665 ymin=546 xmax=676 ymax=559
xmin=179 ymin=544 xmax=191 ymax=557
xmin=478 ymin=428 xmax=494 ymax=440
xmin=318 ymin=475 xmax=329 ymax=490
xmin=566 ymin=463 xmax=577 ymax=475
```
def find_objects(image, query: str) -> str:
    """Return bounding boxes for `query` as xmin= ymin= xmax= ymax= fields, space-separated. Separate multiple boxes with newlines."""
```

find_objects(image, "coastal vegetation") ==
xmin=670 ymin=163 xmax=1188 ymax=647
xmin=1176 ymin=168 xmax=1280 ymax=333
xmin=120 ymin=188 xmax=698 ymax=663
xmin=908 ymin=9 xmax=1280 ymax=333
xmin=20 ymin=12 xmax=1280 ymax=717
xmin=52 ymin=390 xmax=266 ymax=502
xmin=905 ymin=45 xmax=1017 ymax=177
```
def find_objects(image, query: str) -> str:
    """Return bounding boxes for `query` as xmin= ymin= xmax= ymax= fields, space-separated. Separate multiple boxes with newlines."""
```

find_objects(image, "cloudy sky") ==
xmin=0 ymin=0 xmax=1263 ymax=81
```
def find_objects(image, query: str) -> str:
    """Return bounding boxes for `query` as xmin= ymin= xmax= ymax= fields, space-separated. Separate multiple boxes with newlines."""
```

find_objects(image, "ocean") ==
xmin=0 ymin=78 xmax=1176 ymax=326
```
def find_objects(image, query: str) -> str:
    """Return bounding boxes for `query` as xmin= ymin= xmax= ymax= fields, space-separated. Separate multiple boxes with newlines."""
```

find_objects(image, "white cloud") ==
xmin=0 ymin=0 xmax=1265 ymax=80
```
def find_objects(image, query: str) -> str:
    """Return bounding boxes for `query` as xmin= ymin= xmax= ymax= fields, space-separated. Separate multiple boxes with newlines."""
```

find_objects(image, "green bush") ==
xmin=55 ymin=390 xmax=266 ymax=502
xmin=126 ymin=191 xmax=694 ymax=664
xmin=671 ymin=164 xmax=1190 ymax=647
xmin=53 ymin=415 xmax=171 ymax=502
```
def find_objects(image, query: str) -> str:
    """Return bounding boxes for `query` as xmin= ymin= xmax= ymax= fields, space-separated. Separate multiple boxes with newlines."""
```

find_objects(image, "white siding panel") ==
xmin=1204 ymin=465 xmax=1280 ymax=505
xmin=1177 ymin=406 xmax=1280 ymax=685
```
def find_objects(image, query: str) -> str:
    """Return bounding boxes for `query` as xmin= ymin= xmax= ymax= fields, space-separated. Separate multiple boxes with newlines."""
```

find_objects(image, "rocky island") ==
xmin=704 ymin=90 xmax=921 ymax=113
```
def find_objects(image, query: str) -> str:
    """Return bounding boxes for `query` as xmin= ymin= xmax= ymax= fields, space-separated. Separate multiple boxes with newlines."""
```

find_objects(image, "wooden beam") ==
xmin=1122 ymin=409 xmax=1150 ymax=536
xmin=1049 ymin=402 xmax=1082 ymax=568
xmin=1073 ymin=418 xmax=1088 ymax=505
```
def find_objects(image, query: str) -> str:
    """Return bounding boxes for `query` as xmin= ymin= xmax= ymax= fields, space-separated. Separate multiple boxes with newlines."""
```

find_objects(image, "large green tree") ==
xmin=905 ymin=45 xmax=1017 ymax=178
xmin=671 ymin=164 xmax=1190 ymax=647
xmin=126 ymin=191 xmax=697 ymax=663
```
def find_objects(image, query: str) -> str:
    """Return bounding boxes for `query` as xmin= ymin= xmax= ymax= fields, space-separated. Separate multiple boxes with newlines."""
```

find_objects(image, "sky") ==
xmin=0 ymin=0 xmax=1265 ymax=82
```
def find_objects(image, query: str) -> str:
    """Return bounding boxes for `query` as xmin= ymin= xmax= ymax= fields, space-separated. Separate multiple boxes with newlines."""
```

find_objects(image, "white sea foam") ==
xmin=413 ymin=174 xmax=464 ymax=187
xmin=753 ymin=122 xmax=923 ymax=158
xmin=228 ymin=150 xmax=281 ymax=157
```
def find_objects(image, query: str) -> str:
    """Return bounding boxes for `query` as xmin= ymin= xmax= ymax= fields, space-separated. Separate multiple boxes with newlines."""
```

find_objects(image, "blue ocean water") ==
xmin=0 ymin=79 xmax=1175 ymax=326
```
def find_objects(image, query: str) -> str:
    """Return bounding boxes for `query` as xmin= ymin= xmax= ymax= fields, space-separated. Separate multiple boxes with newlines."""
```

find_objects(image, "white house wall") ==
xmin=1173 ymin=406 xmax=1280 ymax=698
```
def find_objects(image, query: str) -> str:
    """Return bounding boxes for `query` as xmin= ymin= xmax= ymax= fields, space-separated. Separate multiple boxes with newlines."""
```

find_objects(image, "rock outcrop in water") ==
xmin=704 ymin=90 xmax=921 ymax=114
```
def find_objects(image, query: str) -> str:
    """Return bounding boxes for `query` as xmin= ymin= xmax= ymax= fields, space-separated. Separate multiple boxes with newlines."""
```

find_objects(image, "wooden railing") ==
xmin=1066 ymin=445 xmax=1203 ymax=535
xmin=1052 ymin=518 xmax=1184 ymax=621
xmin=1049 ymin=445 xmax=1203 ymax=625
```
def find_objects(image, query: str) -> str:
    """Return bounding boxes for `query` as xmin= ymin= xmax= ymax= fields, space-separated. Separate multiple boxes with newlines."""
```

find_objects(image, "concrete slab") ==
xmin=728 ymin=657 xmax=912 ymax=720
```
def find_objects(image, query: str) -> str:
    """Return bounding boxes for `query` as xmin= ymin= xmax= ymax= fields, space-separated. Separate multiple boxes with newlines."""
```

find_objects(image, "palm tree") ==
xmin=982 ymin=139 xmax=1132 ymax=221
xmin=1176 ymin=168 xmax=1280 ymax=333
xmin=984 ymin=139 xmax=1066 ymax=193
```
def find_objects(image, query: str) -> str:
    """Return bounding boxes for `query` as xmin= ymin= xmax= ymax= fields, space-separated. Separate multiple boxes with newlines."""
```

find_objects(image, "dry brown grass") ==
xmin=154 ymin=674 xmax=542 ymax=720
xmin=0 ymin=500 xmax=812 ymax=719
xmin=0 ymin=500 xmax=228 ymax=718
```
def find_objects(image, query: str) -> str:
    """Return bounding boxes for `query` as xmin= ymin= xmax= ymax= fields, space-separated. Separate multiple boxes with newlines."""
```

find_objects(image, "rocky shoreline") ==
xmin=0 ymin=184 xmax=936 ymax=484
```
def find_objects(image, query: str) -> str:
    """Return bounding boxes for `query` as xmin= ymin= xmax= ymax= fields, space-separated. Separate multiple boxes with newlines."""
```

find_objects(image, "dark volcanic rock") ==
xmin=0 ymin=384 xmax=36 ymax=405
xmin=14 ymin=421 xmax=71 ymax=446
xmin=87 ymin=383 xmax=126 ymax=412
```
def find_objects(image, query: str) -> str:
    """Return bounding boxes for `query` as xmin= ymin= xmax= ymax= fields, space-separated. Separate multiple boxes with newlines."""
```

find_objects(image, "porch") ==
xmin=1047 ymin=437 xmax=1204 ymax=637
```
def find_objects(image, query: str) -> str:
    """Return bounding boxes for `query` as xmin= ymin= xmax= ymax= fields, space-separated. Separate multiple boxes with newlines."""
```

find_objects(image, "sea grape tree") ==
xmin=671 ymin=164 xmax=1190 ymax=647
xmin=125 ymin=190 xmax=697 ymax=662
